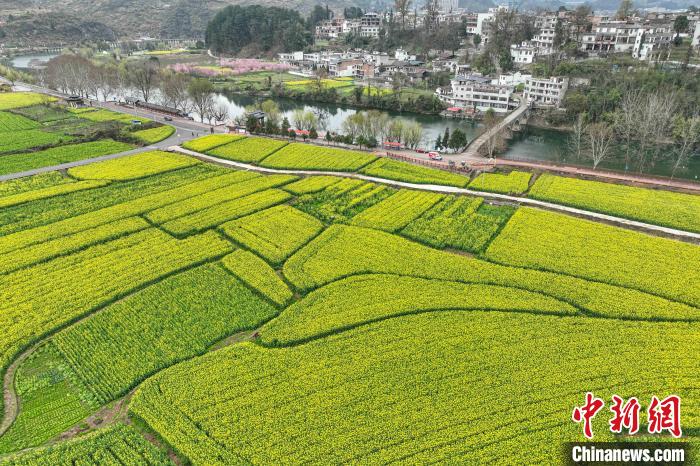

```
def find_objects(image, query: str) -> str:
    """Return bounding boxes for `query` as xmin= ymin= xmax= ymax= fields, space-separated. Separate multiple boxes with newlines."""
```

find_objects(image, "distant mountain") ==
xmin=2 ymin=0 xmax=694 ymax=46
xmin=0 ymin=0 xmax=383 ymax=42
xmin=0 ymin=12 xmax=117 ymax=46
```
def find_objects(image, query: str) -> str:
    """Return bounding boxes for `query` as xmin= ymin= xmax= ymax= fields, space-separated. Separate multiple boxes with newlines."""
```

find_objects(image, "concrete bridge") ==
xmin=460 ymin=99 xmax=531 ymax=159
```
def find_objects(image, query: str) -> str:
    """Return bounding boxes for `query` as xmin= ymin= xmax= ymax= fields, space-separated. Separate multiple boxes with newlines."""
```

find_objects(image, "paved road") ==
xmin=1 ymin=82 xmax=227 ymax=182
xmin=174 ymin=146 xmax=700 ymax=242
xmin=0 ymin=127 xmax=197 ymax=182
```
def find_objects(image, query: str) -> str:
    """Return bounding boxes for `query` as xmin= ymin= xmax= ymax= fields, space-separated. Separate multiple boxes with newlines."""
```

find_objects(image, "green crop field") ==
xmin=0 ymin=93 xmax=53 ymax=110
xmin=0 ymin=128 xmax=698 ymax=465
xmin=0 ymin=140 xmax=134 ymax=176
xmin=68 ymin=151 xmax=198 ymax=181
xmin=0 ymin=112 xmax=39 ymax=132
xmin=0 ymin=129 xmax=71 ymax=154
xmin=361 ymin=158 xmax=470 ymax=187
xmin=76 ymin=109 xmax=150 ymax=124
xmin=260 ymin=143 xmax=378 ymax=171
xmin=181 ymin=134 xmax=245 ymax=152
xmin=131 ymin=125 xmax=175 ymax=144
xmin=207 ymin=136 xmax=288 ymax=163
xmin=469 ymin=170 xmax=532 ymax=194
xmin=528 ymin=173 xmax=700 ymax=232
xmin=0 ymin=92 xmax=183 ymax=178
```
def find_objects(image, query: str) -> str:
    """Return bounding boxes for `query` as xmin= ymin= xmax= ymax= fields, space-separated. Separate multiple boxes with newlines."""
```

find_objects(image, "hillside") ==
xmin=0 ymin=0 xmax=384 ymax=41
xmin=0 ymin=12 xmax=117 ymax=46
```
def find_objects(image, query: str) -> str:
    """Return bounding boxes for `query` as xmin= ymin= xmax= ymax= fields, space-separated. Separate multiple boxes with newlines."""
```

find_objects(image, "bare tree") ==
xmin=97 ymin=64 xmax=120 ymax=102
xmin=128 ymin=58 xmax=160 ymax=102
xmin=584 ymin=123 xmax=615 ymax=169
xmin=615 ymin=90 xmax=643 ymax=168
xmin=670 ymin=114 xmax=700 ymax=177
xmin=568 ymin=113 xmax=587 ymax=159
xmin=634 ymin=90 xmax=677 ymax=172
xmin=43 ymin=55 xmax=93 ymax=96
xmin=188 ymin=78 xmax=215 ymax=123
xmin=212 ymin=102 xmax=230 ymax=125
xmin=313 ymin=66 xmax=328 ymax=93
xmin=403 ymin=121 xmax=423 ymax=149
xmin=395 ymin=0 xmax=411 ymax=30
xmin=160 ymin=70 xmax=192 ymax=112
xmin=423 ymin=0 xmax=440 ymax=34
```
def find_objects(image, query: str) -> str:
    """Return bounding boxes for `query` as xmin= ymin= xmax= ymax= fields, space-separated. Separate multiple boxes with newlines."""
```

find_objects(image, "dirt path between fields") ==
xmin=0 ymin=329 xmax=259 ymax=462
xmin=0 ymin=341 xmax=42 ymax=437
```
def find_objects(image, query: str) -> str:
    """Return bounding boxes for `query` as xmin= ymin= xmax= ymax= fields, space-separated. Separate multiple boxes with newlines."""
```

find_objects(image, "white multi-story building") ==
xmin=394 ymin=48 xmax=416 ymax=62
xmin=532 ymin=27 xmax=556 ymax=55
xmin=510 ymin=41 xmax=538 ymax=64
xmin=435 ymin=74 xmax=516 ymax=113
xmin=535 ymin=14 xmax=558 ymax=31
xmin=693 ymin=21 xmax=700 ymax=47
xmin=360 ymin=12 xmax=382 ymax=38
xmin=499 ymin=72 xmax=532 ymax=87
xmin=580 ymin=21 xmax=673 ymax=60
xmin=524 ymin=76 xmax=568 ymax=107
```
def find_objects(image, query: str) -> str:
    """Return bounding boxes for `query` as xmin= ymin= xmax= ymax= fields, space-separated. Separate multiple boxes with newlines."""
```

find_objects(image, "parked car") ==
xmin=416 ymin=148 xmax=427 ymax=153
xmin=130 ymin=120 xmax=142 ymax=125
xmin=164 ymin=116 xmax=173 ymax=121
xmin=428 ymin=151 xmax=443 ymax=161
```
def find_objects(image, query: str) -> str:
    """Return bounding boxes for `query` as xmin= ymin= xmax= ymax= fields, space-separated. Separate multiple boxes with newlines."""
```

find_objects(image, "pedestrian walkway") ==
xmin=460 ymin=99 xmax=529 ymax=158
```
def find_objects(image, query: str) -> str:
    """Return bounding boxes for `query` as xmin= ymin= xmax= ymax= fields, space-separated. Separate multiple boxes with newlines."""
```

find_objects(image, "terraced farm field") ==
xmin=0 ymin=133 xmax=698 ymax=465
xmin=0 ymin=92 xmax=173 ymax=176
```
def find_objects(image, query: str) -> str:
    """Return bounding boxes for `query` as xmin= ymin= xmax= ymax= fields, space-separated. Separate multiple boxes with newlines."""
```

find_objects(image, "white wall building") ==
xmin=532 ymin=27 xmax=556 ymax=55
xmin=394 ymin=48 xmax=416 ymax=61
xmin=693 ymin=21 xmax=700 ymax=47
xmin=510 ymin=42 xmax=538 ymax=64
xmin=499 ymin=72 xmax=532 ymax=87
xmin=580 ymin=21 xmax=673 ymax=60
xmin=436 ymin=74 xmax=516 ymax=113
xmin=524 ymin=76 xmax=569 ymax=107
xmin=360 ymin=12 xmax=382 ymax=38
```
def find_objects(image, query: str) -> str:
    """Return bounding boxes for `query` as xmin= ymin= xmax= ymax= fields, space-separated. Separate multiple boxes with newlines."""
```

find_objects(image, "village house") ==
xmin=523 ymin=76 xmax=569 ymax=107
xmin=580 ymin=21 xmax=673 ymax=60
xmin=510 ymin=41 xmax=538 ymax=65
xmin=436 ymin=73 xmax=516 ymax=113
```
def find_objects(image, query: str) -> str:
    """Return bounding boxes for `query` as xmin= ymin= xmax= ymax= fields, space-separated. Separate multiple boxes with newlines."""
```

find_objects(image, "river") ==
xmin=505 ymin=126 xmax=700 ymax=181
xmin=213 ymin=93 xmax=483 ymax=147
xmin=9 ymin=53 xmax=57 ymax=69
xmin=216 ymin=93 xmax=699 ymax=181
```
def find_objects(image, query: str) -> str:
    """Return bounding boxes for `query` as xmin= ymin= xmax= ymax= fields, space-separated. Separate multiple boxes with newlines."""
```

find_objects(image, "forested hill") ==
xmin=205 ymin=6 xmax=311 ymax=55
xmin=0 ymin=0 xmax=377 ymax=42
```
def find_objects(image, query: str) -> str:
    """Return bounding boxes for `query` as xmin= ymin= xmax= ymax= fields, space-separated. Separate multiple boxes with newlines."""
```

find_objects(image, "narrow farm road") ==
xmin=0 ymin=341 xmax=40 ymax=437
xmin=0 ymin=126 xmax=194 ymax=182
xmin=174 ymin=146 xmax=700 ymax=242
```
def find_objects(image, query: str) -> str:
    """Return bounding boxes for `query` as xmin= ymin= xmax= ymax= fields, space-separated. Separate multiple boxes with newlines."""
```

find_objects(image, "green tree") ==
xmin=442 ymin=127 xmax=450 ymax=149
xmin=353 ymin=86 xmax=364 ymax=104
xmin=205 ymin=5 xmax=311 ymax=54
xmin=673 ymin=16 xmax=689 ymax=38
xmin=448 ymin=128 xmax=468 ymax=152
xmin=187 ymin=78 xmax=214 ymax=123
xmin=309 ymin=127 xmax=318 ymax=139
xmin=281 ymin=117 xmax=290 ymax=134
